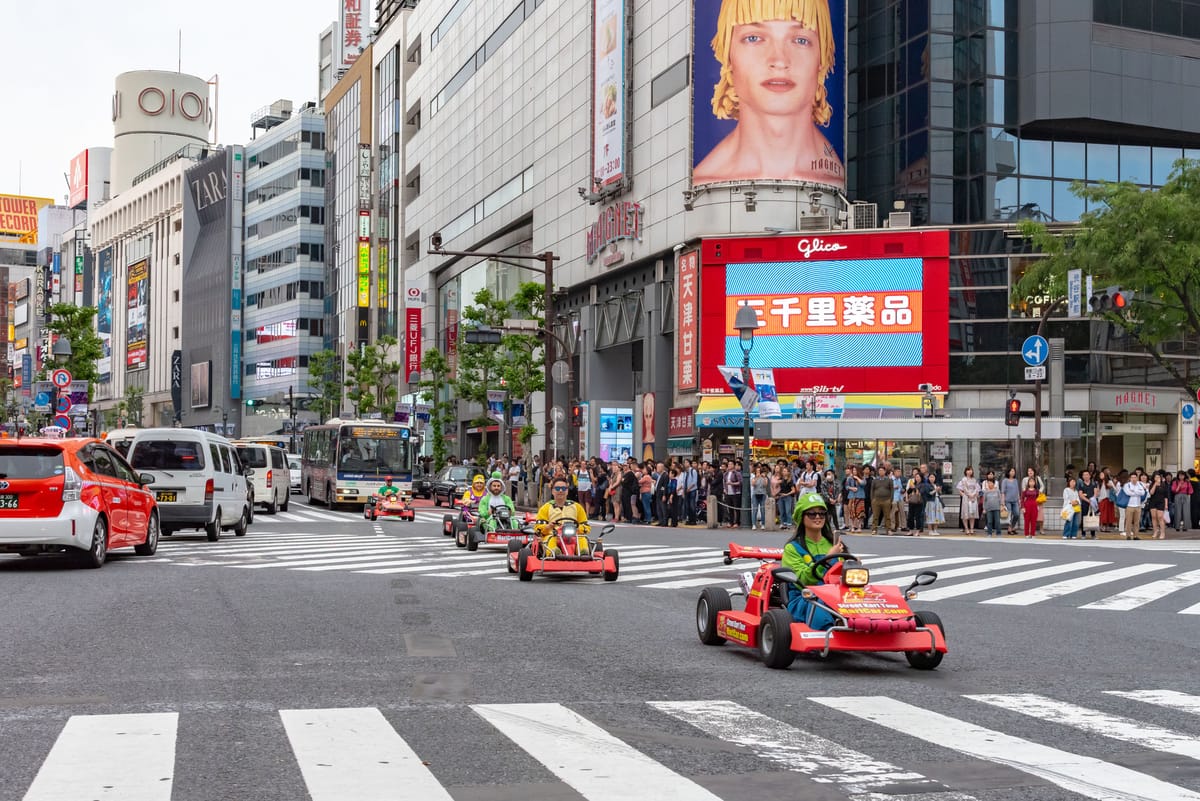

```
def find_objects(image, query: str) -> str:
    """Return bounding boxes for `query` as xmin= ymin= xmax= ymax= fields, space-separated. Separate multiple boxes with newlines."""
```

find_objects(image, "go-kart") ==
xmin=444 ymin=506 xmax=479 ymax=547
xmin=363 ymin=493 xmax=415 ymax=521
xmin=461 ymin=505 xmax=537 ymax=552
xmin=507 ymin=520 xmax=619 ymax=581
xmin=696 ymin=543 xmax=946 ymax=670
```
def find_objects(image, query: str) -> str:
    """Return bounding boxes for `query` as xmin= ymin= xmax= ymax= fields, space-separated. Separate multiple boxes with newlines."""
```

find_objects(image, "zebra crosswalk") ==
xmin=150 ymin=530 xmax=1200 ymax=613
xmin=12 ymin=689 xmax=1200 ymax=800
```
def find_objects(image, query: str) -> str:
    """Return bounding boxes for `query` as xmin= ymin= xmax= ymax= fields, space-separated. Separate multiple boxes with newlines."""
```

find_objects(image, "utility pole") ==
xmin=288 ymin=385 xmax=297 ymax=453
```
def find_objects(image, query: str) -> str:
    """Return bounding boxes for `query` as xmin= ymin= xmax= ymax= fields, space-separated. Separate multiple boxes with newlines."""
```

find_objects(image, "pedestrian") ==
xmin=981 ymin=473 xmax=1003 ymax=537
xmin=870 ymin=464 xmax=894 ymax=535
xmin=1097 ymin=469 xmax=1117 ymax=531
xmin=1061 ymin=477 xmax=1081 ymax=539
xmin=1000 ymin=466 xmax=1020 ymax=534
xmin=722 ymin=461 xmax=742 ymax=527
xmin=905 ymin=468 xmax=924 ymax=535
xmin=956 ymin=467 xmax=980 ymax=535
xmin=1190 ymin=469 xmax=1200 ymax=530
xmin=751 ymin=465 xmax=769 ymax=530
xmin=820 ymin=468 xmax=842 ymax=531
xmin=844 ymin=466 xmax=864 ymax=533
xmin=776 ymin=466 xmax=796 ymax=529
xmin=639 ymin=466 xmax=655 ymax=524
xmin=1120 ymin=469 xmax=1146 ymax=540
xmin=1171 ymin=470 xmax=1193 ymax=532
xmin=889 ymin=466 xmax=905 ymax=533
xmin=1147 ymin=471 xmax=1169 ymax=540
xmin=663 ymin=467 xmax=680 ymax=527
xmin=1020 ymin=474 xmax=1040 ymax=538
xmin=921 ymin=472 xmax=942 ymax=535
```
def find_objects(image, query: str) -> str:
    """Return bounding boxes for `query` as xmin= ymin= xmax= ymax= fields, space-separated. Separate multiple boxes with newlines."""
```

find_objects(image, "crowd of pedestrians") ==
xmin=442 ymin=453 xmax=1200 ymax=539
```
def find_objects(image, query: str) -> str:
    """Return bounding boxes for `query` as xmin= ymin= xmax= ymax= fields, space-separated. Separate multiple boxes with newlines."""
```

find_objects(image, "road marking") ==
xmin=279 ymin=707 xmax=453 ymax=801
xmin=356 ymin=553 xmax=505 ymax=574
xmin=982 ymin=563 xmax=1173 ymax=606
xmin=812 ymin=696 xmax=1200 ymax=801
xmin=472 ymin=703 xmax=723 ymax=801
xmin=863 ymin=556 xmax=990 ymax=577
xmin=1106 ymin=690 xmax=1200 ymax=715
xmin=915 ymin=560 xmax=1110 ymax=600
xmin=162 ymin=537 xmax=392 ymax=556
xmin=230 ymin=548 xmax=427 ymax=569
xmin=650 ymin=700 xmax=978 ymax=800
xmin=967 ymin=693 xmax=1200 ymax=760
xmin=23 ymin=712 xmax=177 ymax=801
xmin=1079 ymin=568 xmax=1200 ymax=610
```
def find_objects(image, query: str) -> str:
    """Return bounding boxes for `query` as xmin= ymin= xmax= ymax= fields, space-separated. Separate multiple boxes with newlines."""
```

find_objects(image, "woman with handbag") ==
xmin=1000 ymin=467 xmax=1020 ymax=534
xmin=1171 ymin=470 xmax=1193 ymax=532
xmin=956 ymin=467 xmax=981 ymax=535
xmin=1021 ymin=472 xmax=1041 ymax=538
xmin=905 ymin=468 xmax=925 ymax=535
xmin=1061 ymin=477 xmax=1081 ymax=539
xmin=1097 ymin=469 xmax=1117 ymax=532
xmin=1147 ymin=471 xmax=1169 ymax=540
xmin=922 ymin=473 xmax=943 ymax=536
xmin=981 ymin=473 xmax=1003 ymax=537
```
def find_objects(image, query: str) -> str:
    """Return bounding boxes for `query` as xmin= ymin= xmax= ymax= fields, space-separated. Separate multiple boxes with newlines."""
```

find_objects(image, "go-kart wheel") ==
xmin=442 ymin=514 xmax=454 ymax=536
xmin=455 ymin=523 xmax=467 ymax=548
xmin=507 ymin=538 xmax=521 ymax=573
xmin=603 ymin=548 xmax=619 ymax=582
xmin=759 ymin=609 xmax=796 ymax=670
xmin=697 ymin=587 xmax=732 ymax=645
xmin=906 ymin=611 xmax=945 ymax=671
xmin=466 ymin=527 xmax=480 ymax=551
xmin=517 ymin=547 xmax=534 ymax=582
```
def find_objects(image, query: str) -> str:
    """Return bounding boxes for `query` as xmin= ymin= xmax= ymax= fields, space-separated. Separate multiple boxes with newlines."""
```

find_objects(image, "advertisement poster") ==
xmin=692 ymin=0 xmax=846 ymax=190
xmin=592 ymin=0 xmax=627 ymax=187
xmin=126 ymin=258 xmax=149 ymax=370
xmin=751 ymin=368 xmax=781 ymax=417
xmin=718 ymin=365 xmax=759 ymax=412
xmin=96 ymin=247 xmax=113 ymax=382
xmin=487 ymin=390 xmax=507 ymax=423
xmin=676 ymin=249 xmax=699 ymax=391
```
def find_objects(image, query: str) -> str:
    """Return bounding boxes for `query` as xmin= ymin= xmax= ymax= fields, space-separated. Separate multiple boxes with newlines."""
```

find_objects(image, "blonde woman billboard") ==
xmin=693 ymin=0 xmax=846 ymax=191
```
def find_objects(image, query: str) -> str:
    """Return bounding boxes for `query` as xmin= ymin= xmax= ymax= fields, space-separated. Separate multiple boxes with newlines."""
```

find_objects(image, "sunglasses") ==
xmin=803 ymin=510 xmax=828 ymax=519
xmin=552 ymin=486 xmax=569 ymax=491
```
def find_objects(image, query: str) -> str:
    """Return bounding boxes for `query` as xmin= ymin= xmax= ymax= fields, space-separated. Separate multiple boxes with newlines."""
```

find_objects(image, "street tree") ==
xmin=417 ymin=348 xmax=455 ymax=471
xmin=345 ymin=339 xmax=401 ymax=419
xmin=44 ymin=303 xmax=104 ymax=393
xmin=306 ymin=349 xmax=342 ymax=422
xmin=453 ymin=283 xmax=546 ymax=456
xmin=0 ymin=377 xmax=19 ymax=429
xmin=1016 ymin=158 xmax=1200 ymax=394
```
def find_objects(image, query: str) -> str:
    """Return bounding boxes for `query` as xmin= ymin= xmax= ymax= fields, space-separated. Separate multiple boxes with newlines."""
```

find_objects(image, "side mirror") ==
xmin=904 ymin=570 xmax=938 ymax=594
xmin=598 ymin=523 xmax=615 ymax=538
xmin=138 ymin=473 xmax=156 ymax=486
xmin=243 ymin=467 xmax=255 ymax=477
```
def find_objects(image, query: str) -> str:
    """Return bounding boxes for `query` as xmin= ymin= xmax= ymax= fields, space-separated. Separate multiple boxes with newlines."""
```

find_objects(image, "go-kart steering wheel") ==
xmin=811 ymin=549 xmax=856 ymax=569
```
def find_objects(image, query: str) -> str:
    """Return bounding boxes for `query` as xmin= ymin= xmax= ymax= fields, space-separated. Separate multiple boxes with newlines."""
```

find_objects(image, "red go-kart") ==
xmin=363 ymin=494 xmax=415 ymax=521
xmin=462 ymin=505 xmax=536 ymax=552
xmin=444 ymin=506 xmax=479 ymax=547
xmin=696 ymin=543 xmax=946 ymax=670
xmin=507 ymin=521 xmax=619 ymax=581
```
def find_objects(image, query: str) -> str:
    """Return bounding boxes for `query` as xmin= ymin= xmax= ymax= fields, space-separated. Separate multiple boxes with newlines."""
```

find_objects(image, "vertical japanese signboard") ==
xmin=230 ymin=146 xmax=244 ymax=400
xmin=339 ymin=0 xmax=366 ymax=70
xmin=676 ymin=249 xmax=699 ymax=392
xmin=405 ymin=287 xmax=422 ymax=381
xmin=126 ymin=258 xmax=149 ymax=370
xmin=96 ymin=247 xmax=113 ymax=382
xmin=592 ymin=0 xmax=627 ymax=188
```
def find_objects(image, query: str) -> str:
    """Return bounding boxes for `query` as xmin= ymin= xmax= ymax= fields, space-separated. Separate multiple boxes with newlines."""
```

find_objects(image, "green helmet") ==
xmin=491 ymin=470 xmax=504 ymax=480
xmin=795 ymin=492 xmax=827 ymax=514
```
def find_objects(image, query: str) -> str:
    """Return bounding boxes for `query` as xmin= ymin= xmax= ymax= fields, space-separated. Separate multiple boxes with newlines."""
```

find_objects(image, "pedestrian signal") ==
xmin=1005 ymin=398 xmax=1021 ymax=427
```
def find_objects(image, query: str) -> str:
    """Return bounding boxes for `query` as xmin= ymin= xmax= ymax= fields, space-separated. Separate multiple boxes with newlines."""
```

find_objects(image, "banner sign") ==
xmin=591 ymin=0 xmax=627 ymax=188
xmin=718 ymin=365 xmax=758 ymax=412
xmin=405 ymin=306 xmax=422 ymax=381
xmin=97 ymin=247 xmax=113 ymax=382
xmin=170 ymin=350 xmax=183 ymax=418
xmin=126 ymin=258 xmax=149 ymax=370
xmin=750 ymin=368 xmax=781 ymax=418
xmin=676 ymin=249 xmax=699 ymax=392
xmin=511 ymin=400 xmax=526 ymax=427
xmin=669 ymin=407 xmax=694 ymax=437
xmin=486 ymin=390 xmax=507 ymax=422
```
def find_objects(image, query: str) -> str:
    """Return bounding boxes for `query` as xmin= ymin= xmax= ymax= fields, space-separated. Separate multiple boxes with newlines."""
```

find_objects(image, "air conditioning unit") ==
xmin=799 ymin=214 xmax=831 ymax=231
xmin=886 ymin=211 xmax=912 ymax=228
xmin=850 ymin=202 xmax=877 ymax=229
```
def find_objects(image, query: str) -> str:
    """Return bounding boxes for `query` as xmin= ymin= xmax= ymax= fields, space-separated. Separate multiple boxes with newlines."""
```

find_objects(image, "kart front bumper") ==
xmin=790 ymin=623 xmax=947 ymax=656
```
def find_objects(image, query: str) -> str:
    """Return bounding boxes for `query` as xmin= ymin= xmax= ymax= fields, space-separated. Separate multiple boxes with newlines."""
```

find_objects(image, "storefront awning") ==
xmin=754 ymin=417 xmax=1083 ymax=441
xmin=696 ymin=393 xmax=933 ymax=429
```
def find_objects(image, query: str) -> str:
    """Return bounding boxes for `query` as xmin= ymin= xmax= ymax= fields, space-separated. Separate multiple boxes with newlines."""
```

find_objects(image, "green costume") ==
xmin=478 ymin=474 xmax=516 ymax=532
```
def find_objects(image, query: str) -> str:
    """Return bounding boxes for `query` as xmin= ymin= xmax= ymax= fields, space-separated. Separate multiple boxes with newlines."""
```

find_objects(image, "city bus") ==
xmin=301 ymin=418 xmax=414 ymax=507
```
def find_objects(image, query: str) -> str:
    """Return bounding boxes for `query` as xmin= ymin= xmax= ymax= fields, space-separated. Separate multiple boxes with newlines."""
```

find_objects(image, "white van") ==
xmin=126 ymin=428 xmax=253 ymax=541
xmin=104 ymin=427 xmax=142 ymax=458
xmin=234 ymin=442 xmax=290 ymax=514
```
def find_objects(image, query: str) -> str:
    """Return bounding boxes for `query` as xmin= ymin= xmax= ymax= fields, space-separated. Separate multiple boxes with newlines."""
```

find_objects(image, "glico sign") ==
xmin=699 ymin=230 xmax=950 ymax=395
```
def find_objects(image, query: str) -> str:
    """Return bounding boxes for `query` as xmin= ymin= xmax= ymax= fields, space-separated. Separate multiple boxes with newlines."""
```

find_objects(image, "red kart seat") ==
xmin=842 ymin=616 xmax=918 ymax=633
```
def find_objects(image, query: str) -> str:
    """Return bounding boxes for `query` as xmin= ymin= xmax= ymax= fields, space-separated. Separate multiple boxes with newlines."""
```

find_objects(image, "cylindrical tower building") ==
xmin=110 ymin=70 xmax=211 ymax=195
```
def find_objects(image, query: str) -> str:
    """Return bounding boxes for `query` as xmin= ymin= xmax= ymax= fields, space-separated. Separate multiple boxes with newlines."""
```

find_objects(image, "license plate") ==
xmin=156 ymin=491 xmax=178 ymax=503
xmin=0 ymin=494 xmax=17 ymax=509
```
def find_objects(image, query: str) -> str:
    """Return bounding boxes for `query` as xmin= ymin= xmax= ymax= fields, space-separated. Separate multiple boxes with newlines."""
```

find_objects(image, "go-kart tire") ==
xmin=466 ymin=527 xmax=480 ymax=551
xmin=697 ymin=587 xmax=732 ymax=646
xmin=759 ymin=609 xmax=796 ymax=670
xmin=454 ymin=522 xmax=467 ymax=548
xmin=507 ymin=539 xmax=521 ymax=573
xmin=906 ymin=611 xmax=945 ymax=671
xmin=603 ymin=548 xmax=619 ymax=582
xmin=517 ymin=547 xmax=534 ymax=581
xmin=442 ymin=514 xmax=454 ymax=536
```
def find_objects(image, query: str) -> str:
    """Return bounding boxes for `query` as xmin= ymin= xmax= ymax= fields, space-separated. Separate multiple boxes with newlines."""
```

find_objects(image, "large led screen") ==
xmin=699 ymin=231 xmax=949 ymax=395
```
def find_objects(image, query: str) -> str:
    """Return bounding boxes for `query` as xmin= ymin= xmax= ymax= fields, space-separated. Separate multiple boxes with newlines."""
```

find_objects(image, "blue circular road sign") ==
xmin=1183 ymin=403 xmax=1196 ymax=421
xmin=1021 ymin=335 xmax=1049 ymax=367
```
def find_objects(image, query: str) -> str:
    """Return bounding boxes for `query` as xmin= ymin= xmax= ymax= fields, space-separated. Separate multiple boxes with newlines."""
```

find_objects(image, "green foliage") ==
xmin=1014 ymin=159 xmax=1200 ymax=393
xmin=44 ymin=304 xmax=104 ymax=400
xmin=345 ymin=338 xmax=401 ymax=419
xmin=418 ymin=348 xmax=455 ymax=471
xmin=306 ymin=349 xmax=343 ymax=422
xmin=0 ymin=377 xmax=19 ymax=426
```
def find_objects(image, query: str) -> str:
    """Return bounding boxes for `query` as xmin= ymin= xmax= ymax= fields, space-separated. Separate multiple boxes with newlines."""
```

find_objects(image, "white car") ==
xmin=234 ymin=443 xmax=290 ymax=514
xmin=288 ymin=454 xmax=302 ymax=494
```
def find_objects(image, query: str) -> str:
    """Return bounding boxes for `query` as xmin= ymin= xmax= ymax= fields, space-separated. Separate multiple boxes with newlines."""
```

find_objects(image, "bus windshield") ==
xmin=337 ymin=429 xmax=410 ymax=475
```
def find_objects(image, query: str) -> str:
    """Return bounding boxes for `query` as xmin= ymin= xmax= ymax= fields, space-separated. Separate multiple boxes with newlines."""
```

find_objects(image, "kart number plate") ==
xmin=156 ymin=491 xmax=178 ymax=503
xmin=0 ymin=494 xmax=18 ymax=509
xmin=738 ymin=571 xmax=755 ymax=595
xmin=799 ymin=632 xmax=830 ymax=639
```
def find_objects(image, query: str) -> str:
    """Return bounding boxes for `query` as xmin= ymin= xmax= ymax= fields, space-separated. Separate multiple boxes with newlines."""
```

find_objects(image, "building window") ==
xmin=173 ymin=326 xmax=179 ymax=339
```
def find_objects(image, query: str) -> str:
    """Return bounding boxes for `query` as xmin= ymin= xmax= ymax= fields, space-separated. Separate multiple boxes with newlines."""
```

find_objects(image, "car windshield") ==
xmin=0 ymin=446 xmax=65 ymax=479
xmin=238 ymin=448 xmax=269 ymax=468
xmin=129 ymin=440 xmax=206 ymax=471
xmin=448 ymin=467 xmax=472 ymax=481
xmin=337 ymin=436 xmax=410 ymax=474
xmin=288 ymin=457 xmax=301 ymax=470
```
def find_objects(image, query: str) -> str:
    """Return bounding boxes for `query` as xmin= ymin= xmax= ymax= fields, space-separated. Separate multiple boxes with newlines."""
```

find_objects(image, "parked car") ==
xmin=126 ymin=428 xmax=252 ymax=541
xmin=414 ymin=469 xmax=434 ymax=499
xmin=0 ymin=436 xmax=160 ymax=568
xmin=287 ymin=454 xmax=302 ymax=494
xmin=432 ymin=465 xmax=475 ymax=506
xmin=234 ymin=442 xmax=290 ymax=514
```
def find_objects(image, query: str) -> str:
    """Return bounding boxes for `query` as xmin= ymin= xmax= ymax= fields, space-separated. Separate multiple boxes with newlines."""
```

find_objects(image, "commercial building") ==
xmin=395 ymin=0 xmax=1198 ymax=475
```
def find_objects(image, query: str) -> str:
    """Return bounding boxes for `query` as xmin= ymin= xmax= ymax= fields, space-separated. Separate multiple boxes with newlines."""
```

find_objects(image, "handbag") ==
xmin=1060 ymin=506 xmax=1073 ymax=521
xmin=1082 ymin=514 xmax=1100 ymax=530
xmin=1036 ymin=492 xmax=1047 ymax=504
xmin=1114 ymin=488 xmax=1130 ymax=508
xmin=999 ymin=507 xmax=1010 ymax=520
xmin=1165 ymin=508 xmax=1172 ymax=526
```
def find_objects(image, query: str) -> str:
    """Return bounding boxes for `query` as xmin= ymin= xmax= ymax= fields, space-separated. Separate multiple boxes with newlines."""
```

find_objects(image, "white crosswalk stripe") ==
xmin=1081 ymin=568 xmax=1200 ymax=610
xmin=981 ymin=562 xmax=1175 ymax=606
xmin=15 ymin=691 xmax=1200 ymax=800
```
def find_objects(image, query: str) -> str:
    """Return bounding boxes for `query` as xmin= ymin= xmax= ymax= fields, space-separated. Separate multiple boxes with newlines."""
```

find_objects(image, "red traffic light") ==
xmin=1112 ymin=292 xmax=1127 ymax=309
xmin=1005 ymin=398 xmax=1021 ymax=427
xmin=571 ymin=405 xmax=583 ymax=427
xmin=1007 ymin=398 xmax=1021 ymax=413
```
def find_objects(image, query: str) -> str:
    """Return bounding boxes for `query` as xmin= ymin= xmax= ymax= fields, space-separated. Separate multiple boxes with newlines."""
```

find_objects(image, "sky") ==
xmin=0 ymin=0 xmax=338 ymax=203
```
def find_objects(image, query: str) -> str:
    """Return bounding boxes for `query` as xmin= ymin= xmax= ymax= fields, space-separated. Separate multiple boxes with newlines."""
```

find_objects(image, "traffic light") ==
xmin=1005 ymin=397 xmax=1021 ymax=427
xmin=571 ymin=404 xmax=583 ymax=427
xmin=246 ymin=398 xmax=259 ymax=408
xmin=1088 ymin=286 xmax=1132 ymax=313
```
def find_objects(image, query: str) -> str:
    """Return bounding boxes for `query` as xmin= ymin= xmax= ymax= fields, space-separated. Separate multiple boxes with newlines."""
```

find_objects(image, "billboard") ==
xmin=699 ymin=231 xmax=950 ymax=395
xmin=676 ymin=249 xmax=699 ymax=392
xmin=591 ymin=0 xmax=627 ymax=188
xmin=692 ymin=0 xmax=846 ymax=191
xmin=126 ymin=258 xmax=149 ymax=370
xmin=96 ymin=247 xmax=113 ymax=382
xmin=339 ymin=0 xmax=366 ymax=70
xmin=0 ymin=194 xmax=53 ymax=242
xmin=68 ymin=150 xmax=89 ymax=209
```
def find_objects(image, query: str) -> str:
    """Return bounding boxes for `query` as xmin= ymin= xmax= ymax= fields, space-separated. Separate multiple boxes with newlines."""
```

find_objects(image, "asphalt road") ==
xmin=2 ymin=497 xmax=1199 ymax=801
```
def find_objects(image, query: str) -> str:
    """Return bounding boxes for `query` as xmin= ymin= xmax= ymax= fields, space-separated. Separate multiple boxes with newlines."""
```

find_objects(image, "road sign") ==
xmin=1067 ymin=269 xmax=1082 ymax=318
xmin=55 ymin=396 xmax=72 ymax=414
xmin=1183 ymin=403 xmax=1196 ymax=422
xmin=35 ymin=391 xmax=50 ymax=408
xmin=551 ymin=405 xmax=565 ymax=423
xmin=51 ymin=369 xmax=72 ymax=388
xmin=1196 ymin=386 xmax=1200 ymax=404
xmin=1024 ymin=365 xmax=1047 ymax=381
xmin=551 ymin=360 xmax=571 ymax=384
xmin=53 ymin=414 xmax=71 ymax=430
xmin=1021 ymin=335 xmax=1048 ymax=367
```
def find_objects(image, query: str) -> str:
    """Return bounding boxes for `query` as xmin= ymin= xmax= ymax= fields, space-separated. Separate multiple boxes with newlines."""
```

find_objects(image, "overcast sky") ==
xmin=0 ymin=0 xmax=337 ymax=203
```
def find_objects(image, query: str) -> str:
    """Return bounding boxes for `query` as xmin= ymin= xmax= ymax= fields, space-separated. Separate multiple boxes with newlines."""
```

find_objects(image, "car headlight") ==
xmin=842 ymin=564 xmax=870 ymax=587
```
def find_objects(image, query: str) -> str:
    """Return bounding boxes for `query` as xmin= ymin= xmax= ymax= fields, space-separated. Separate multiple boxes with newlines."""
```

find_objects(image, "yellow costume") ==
xmin=535 ymin=499 xmax=591 ymax=553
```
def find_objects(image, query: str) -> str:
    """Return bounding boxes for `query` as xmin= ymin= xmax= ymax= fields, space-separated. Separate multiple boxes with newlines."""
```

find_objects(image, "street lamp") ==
xmin=51 ymin=337 xmax=72 ymax=432
xmin=734 ymin=303 xmax=757 ymax=530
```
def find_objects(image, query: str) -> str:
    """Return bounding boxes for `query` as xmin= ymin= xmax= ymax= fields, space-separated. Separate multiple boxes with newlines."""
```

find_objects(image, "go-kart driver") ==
xmin=377 ymin=476 xmax=401 ymax=501
xmin=460 ymin=474 xmax=488 ymax=510
xmin=535 ymin=479 xmax=591 ymax=552
xmin=782 ymin=492 xmax=845 ymax=630
xmin=478 ymin=471 xmax=517 ymax=532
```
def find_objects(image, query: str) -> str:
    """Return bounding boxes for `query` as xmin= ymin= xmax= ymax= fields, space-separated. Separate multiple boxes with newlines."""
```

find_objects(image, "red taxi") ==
xmin=0 ymin=437 xmax=160 ymax=568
